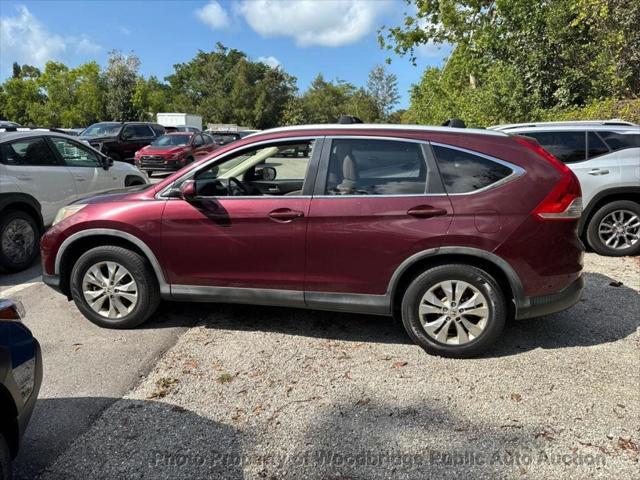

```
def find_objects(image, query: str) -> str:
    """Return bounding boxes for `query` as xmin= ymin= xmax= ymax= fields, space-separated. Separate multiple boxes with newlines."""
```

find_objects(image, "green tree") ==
xmin=366 ymin=65 xmax=399 ymax=119
xmin=0 ymin=65 xmax=44 ymax=125
xmin=105 ymin=50 xmax=141 ymax=121
xmin=132 ymin=76 xmax=171 ymax=121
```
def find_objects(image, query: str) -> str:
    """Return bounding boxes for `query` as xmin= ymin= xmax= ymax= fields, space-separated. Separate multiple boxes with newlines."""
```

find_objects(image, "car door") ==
xmin=0 ymin=136 xmax=76 ymax=226
xmin=160 ymin=137 xmax=323 ymax=296
xmin=47 ymin=136 xmax=119 ymax=197
xmin=121 ymin=124 xmax=155 ymax=161
xmin=304 ymin=137 xmax=453 ymax=302
xmin=190 ymin=134 xmax=209 ymax=159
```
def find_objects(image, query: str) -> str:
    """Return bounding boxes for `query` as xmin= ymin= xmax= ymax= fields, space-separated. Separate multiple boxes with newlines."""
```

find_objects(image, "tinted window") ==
xmin=51 ymin=137 xmax=101 ymax=167
xmin=1 ymin=137 xmax=59 ymax=166
xmin=192 ymin=134 xmax=204 ymax=147
xmin=203 ymin=134 xmax=214 ymax=145
xmin=151 ymin=135 xmax=191 ymax=147
xmin=587 ymin=132 xmax=609 ymax=158
xmin=523 ymin=131 xmax=586 ymax=163
xmin=150 ymin=124 xmax=165 ymax=136
xmin=598 ymin=131 xmax=640 ymax=151
xmin=433 ymin=145 xmax=513 ymax=194
xmin=325 ymin=139 xmax=426 ymax=195
xmin=124 ymin=124 xmax=154 ymax=139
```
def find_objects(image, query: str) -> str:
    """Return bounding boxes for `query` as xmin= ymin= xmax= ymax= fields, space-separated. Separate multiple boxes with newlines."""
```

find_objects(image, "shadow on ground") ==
xmin=14 ymin=397 xmax=246 ymax=480
xmin=144 ymin=272 xmax=639 ymax=357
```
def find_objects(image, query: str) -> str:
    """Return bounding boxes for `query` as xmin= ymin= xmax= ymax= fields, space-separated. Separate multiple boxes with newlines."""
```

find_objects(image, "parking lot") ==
xmin=2 ymin=252 xmax=637 ymax=479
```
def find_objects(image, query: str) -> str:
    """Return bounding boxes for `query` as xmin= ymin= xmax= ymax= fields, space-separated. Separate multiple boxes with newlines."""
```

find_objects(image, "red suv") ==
xmin=40 ymin=125 xmax=584 ymax=357
xmin=134 ymin=132 xmax=216 ymax=176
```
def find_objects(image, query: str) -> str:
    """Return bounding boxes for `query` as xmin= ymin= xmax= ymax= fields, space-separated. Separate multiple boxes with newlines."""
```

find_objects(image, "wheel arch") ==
xmin=55 ymin=229 xmax=169 ymax=297
xmin=388 ymin=247 xmax=524 ymax=318
xmin=579 ymin=187 xmax=640 ymax=236
xmin=124 ymin=175 xmax=146 ymax=187
xmin=0 ymin=193 xmax=45 ymax=233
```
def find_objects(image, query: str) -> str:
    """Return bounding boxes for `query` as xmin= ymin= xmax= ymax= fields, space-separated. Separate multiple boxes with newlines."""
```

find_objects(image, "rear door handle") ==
xmin=268 ymin=208 xmax=304 ymax=222
xmin=588 ymin=168 xmax=610 ymax=175
xmin=407 ymin=205 xmax=448 ymax=218
xmin=16 ymin=176 xmax=33 ymax=181
xmin=74 ymin=177 xmax=86 ymax=182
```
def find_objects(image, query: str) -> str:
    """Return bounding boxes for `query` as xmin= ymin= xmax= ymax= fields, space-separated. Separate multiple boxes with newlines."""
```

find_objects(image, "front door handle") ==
xmin=268 ymin=208 xmax=304 ymax=222
xmin=407 ymin=205 xmax=448 ymax=218
xmin=74 ymin=177 xmax=86 ymax=182
xmin=16 ymin=176 xmax=33 ymax=181
xmin=588 ymin=168 xmax=610 ymax=175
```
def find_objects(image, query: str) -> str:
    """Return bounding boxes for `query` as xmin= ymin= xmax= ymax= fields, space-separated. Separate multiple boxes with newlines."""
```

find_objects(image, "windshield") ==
xmin=151 ymin=134 xmax=191 ymax=147
xmin=82 ymin=123 xmax=121 ymax=137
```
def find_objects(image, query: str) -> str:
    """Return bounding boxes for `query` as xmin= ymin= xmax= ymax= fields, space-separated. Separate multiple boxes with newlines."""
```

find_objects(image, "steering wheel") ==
xmin=227 ymin=177 xmax=249 ymax=196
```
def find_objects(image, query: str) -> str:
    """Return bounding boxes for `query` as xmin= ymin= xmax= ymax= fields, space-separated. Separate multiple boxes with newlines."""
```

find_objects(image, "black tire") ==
xmin=0 ymin=209 xmax=39 ymax=273
xmin=146 ymin=171 xmax=153 ymax=178
xmin=125 ymin=176 xmax=145 ymax=187
xmin=0 ymin=433 xmax=11 ymax=480
xmin=186 ymin=156 xmax=194 ymax=164
xmin=586 ymin=200 xmax=640 ymax=256
xmin=70 ymin=246 xmax=160 ymax=328
xmin=401 ymin=264 xmax=506 ymax=358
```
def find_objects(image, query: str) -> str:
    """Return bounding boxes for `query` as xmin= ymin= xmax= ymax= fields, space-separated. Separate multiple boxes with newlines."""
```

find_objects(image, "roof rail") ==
xmin=0 ymin=126 xmax=71 ymax=134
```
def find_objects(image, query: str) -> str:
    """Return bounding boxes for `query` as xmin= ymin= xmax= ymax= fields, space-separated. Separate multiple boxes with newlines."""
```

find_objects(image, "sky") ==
xmin=0 ymin=0 xmax=451 ymax=108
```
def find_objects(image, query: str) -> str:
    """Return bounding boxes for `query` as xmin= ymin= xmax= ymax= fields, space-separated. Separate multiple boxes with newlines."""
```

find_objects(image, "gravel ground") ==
xmin=41 ymin=253 xmax=639 ymax=480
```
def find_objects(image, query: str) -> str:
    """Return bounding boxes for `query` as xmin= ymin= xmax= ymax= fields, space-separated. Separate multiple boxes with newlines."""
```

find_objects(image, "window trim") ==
xmin=430 ymin=142 xmax=525 ymax=196
xmin=156 ymin=136 xmax=325 ymax=200
xmin=312 ymin=136 xmax=442 ymax=198
xmin=586 ymin=131 xmax=611 ymax=160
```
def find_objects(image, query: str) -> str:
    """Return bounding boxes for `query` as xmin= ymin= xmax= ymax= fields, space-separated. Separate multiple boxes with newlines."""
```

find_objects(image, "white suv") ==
xmin=0 ymin=130 xmax=148 ymax=271
xmin=490 ymin=121 xmax=640 ymax=256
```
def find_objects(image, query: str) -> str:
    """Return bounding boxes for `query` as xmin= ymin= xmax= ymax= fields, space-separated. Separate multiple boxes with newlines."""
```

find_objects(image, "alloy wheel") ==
xmin=418 ymin=280 xmax=489 ymax=345
xmin=82 ymin=261 xmax=138 ymax=318
xmin=1 ymin=218 xmax=36 ymax=265
xmin=598 ymin=210 xmax=640 ymax=250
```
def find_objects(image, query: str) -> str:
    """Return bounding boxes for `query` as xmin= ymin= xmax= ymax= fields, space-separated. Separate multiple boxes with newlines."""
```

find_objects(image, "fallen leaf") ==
xmin=392 ymin=361 xmax=408 ymax=368
xmin=609 ymin=281 xmax=623 ymax=287
xmin=355 ymin=398 xmax=370 ymax=407
xmin=511 ymin=393 xmax=522 ymax=403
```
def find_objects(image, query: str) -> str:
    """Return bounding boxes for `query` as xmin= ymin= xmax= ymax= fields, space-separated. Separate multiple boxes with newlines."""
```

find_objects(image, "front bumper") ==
xmin=135 ymin=157 xmax=183 ymax=172
xmin=516 ymin=275 xmax=585 ymax=320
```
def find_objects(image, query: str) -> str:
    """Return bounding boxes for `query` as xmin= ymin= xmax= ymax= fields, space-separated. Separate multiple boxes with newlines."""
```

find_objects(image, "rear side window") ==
xmin=324 ymin=139 xmax=427 ymax=195
xmin=523 ymin=131 xmax=586 ymax=163
xmin=598 ymin=131 xmax=640 ymax=152
xmin=587 ymin=132 xmax=609 ymax=158
xmin=432 ymin=145 xmax=513 ymax=194
xmin=150 ymin=124 xmax=165 ymax=136
xmin=0 ymin=137 xmax=59 ymax=166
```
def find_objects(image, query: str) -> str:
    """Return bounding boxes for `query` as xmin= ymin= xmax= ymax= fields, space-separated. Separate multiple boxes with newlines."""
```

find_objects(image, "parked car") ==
xmin=490 ymin=121 xmax=640 ymax=256
xmin=0 ymin=121 xmax=20 ymax=129
xmin=0 ymin=130 xmax=148 ymax=272
xmin=0 ymin=299 xmax=42 ymax=480
xmin=204 ymin=131 xmax=243 ymax=146
xmin=79 ymin=122 xmax=165 ymax=163
xmin=134 ymin=132 xmax=216 ymax=176
xmin=164 ymin=126 xmax=201 ymax=133
xmin=40 ymin=124 xmax=584 ymax=358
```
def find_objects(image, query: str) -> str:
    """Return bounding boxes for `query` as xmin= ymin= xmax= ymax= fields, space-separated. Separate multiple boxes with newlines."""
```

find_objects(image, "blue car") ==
xmin=0 ymin=299 xmax=42 ymax=480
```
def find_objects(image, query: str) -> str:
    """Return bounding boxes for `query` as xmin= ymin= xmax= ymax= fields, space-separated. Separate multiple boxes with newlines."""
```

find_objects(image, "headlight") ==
xmin=53 ymin=204 xmax=87 ymax=225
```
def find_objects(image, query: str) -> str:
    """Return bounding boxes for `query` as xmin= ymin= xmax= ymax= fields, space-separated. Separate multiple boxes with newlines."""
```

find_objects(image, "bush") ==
xmin=538 ymin=99 xmax=640 ymax=124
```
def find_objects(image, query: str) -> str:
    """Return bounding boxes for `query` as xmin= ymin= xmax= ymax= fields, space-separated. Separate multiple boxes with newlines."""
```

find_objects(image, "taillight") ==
xmin=514 ymin=136 xmax=582 ymax=221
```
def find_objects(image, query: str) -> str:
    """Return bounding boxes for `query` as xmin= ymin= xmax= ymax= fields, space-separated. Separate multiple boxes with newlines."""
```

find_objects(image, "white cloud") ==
xmin=257 ymin=55 xmax=281 ymax=69
xmin=195 ymin=1 xmax=231 ymax=30
xmin=0 ymin=5 xmax=101 ymax=75
xmin=119 ymin=25 xmax=131 ymax=35
xmin=416 ymin=40 xmax=451 ymax=59
xmin=237 ymin=0 xmax=393 ymax=47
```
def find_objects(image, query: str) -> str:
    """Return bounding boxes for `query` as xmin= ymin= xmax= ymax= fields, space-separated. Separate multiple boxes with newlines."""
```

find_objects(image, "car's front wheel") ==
xmin=70 ymin=246 xmax=160 ymax=328
xmin=401 ymin=264 xmax=506 ymax=358
xmin=586 ymin=200 xmax=640 ymax=256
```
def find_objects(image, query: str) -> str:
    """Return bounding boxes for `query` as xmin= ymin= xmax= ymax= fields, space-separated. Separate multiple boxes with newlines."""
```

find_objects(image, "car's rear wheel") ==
xmin=0 ymin=432 xmax=11 ymax=480
xmin=401 ymin=264 xmax=506 ymax=358
xmin=586 ymin=200 xmax=640 ymax=256
xmin=0 ymin=209 xmax=39 ymax=273
xmin=70 ymin=246 xmax=160 ymax=328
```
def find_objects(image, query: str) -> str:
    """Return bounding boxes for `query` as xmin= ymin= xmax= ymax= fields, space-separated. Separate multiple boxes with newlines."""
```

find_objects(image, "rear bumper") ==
xmin=516 ymin=275 xmax=585 ymax=320
xmin=17 ymin=339 xmax=42 ymax=449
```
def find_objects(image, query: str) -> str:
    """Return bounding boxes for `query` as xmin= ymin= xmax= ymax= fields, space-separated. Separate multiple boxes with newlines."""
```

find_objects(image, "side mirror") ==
xmin=180 ymin=180 xmax=197 ymax=201
xmin=102 ymin=156 xmax=113 ymax=170
xmin=257 ymin=166 xmax=276 ymax=181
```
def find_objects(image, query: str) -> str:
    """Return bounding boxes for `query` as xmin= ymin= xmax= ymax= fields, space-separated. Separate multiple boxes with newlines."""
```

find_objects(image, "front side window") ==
xmin=81 ymin=123 xmax=121 ymax=137
xmin=192 ymin=140 xmax=314 ymax=197
xmin=51 ymin=137 xmax=101 ymax=167
xmin=324 ymin=139 xmax=427 ymax=195
xmin=0 ymin=137 xmax=59 ymax=166
xmin=598 ymin=130 xmax=640 ymax=152
xmin=192 ymin=134 xmax=204 ymax=147
xmin=523 ymin=131 xmax=586 ymax=163
xmin=433 ymin=145 xmax=513 ymax=194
